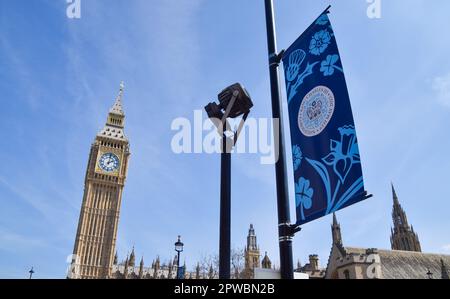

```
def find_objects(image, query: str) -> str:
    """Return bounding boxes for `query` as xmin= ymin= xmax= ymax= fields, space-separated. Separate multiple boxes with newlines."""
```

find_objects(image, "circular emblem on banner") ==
xmin=298 ymin=86 xmax=335 ymax=137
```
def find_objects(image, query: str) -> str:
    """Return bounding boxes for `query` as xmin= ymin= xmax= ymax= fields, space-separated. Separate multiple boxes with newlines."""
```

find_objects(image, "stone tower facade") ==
xmin=261 ymin=252 xmax=272 ymax=269
xmin=331 ymin=213 xmax=342 ymax=246
xmin=244 ymin=224 xmax=260 ymax=272
xmin=390 ymin=184 xmax=421 ymax=252
xmin=70 ymin=83 xmax=131 ymax=279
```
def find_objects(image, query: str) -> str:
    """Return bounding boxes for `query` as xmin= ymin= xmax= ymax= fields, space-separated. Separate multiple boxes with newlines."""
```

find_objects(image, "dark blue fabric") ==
xmin=282 ymin=12 xmax=367 ymax=226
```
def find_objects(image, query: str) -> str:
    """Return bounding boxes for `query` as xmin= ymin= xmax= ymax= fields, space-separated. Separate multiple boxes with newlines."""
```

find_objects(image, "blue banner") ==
xmin=282 ymin=10 xmax=367 ymax=226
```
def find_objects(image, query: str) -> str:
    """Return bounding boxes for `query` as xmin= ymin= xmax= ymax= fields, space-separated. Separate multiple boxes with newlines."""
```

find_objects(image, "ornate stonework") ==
xmin=390 ymin=184 xmax=422 ymax=252
xmin=243 ymin=224 xmax=260 ymax=278
xmin=69 ymin=83 xmax=130 ymax=279
xmin=324 ymin=208 xmax=449 ymax=280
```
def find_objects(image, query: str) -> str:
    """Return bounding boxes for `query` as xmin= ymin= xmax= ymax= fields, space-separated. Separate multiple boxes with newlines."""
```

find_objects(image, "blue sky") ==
xmin=1 ymin=0 xmax=450 ymax=278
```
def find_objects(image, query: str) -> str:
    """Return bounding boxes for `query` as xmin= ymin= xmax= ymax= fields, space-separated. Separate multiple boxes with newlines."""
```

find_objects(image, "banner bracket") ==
xmin=322 ymin=5 xmax=332 ymax=15
xmin=279 ymin=223 xmax=302 ymax=238
xmin=276 ymin=49 xmax=285 ymax=63
xmin=269 ymin=49 xmax=285 ymax=66
xmin=363 ymin=191 xmax=374 ymax=201
xmin=287 ymin=224 xmax=302 ymax=237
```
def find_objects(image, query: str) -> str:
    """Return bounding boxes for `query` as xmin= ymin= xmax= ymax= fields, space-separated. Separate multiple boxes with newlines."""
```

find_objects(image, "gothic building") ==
xmin=322 ymin=186 xmax=450 ymax=279
xmin=241 ymin=224 xmax=272 ymax=278
xmin=390 ymin=184 xmax=422 ymax=252
xmin=295 ymin=254 xmax=326 ymax=279
xmin=69 ymin=83 xmax=131 ymax=279
xmin=261 ymin=252 xmax=272 ymax=269
xmin=244 ymin=224 xmax=260 ymax=272
xmin=109 ymin=224 xmax=272 ymax=279
xmin=110 ymin=248 xmax=196 ymax=279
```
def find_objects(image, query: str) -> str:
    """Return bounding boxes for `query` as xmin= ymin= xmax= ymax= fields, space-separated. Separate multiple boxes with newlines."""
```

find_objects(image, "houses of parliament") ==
xmin=68 ymin=84 xmax=449 ymax=279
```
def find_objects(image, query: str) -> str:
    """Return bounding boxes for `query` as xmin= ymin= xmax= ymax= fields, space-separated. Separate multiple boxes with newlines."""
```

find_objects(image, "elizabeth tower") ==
xmin=70 ymin=83 xmax=130 ymax=279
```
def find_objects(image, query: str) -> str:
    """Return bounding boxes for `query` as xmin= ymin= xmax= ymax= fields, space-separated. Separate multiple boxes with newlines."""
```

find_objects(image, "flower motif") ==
xmin=309 ymin=30 xmax=331 ymax=56
xmin=320 ymin=54 xmax=342 ymax=76
xmin=316 ymin=14 xmax=329 ymax=26
xmin=292 ymin=145 xmax=303 ymax=171
xmin=295 ymin=177 xmax=314 ymax=220
xmin=286 ymin=49 xmax=306 ymax=82
xmin=322 ymin=125 xmax=361 ymax=183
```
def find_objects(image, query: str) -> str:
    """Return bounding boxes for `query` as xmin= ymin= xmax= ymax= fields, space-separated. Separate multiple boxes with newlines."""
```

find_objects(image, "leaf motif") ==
xmin=295 ymin=177 xmax=315 ymax=221
xmin=322 ymin=153 xmax=335 ymax=166
xmin=334 ymin=157 xmax=353 ymax=183
xmin=292 ymin=145 xmax=303 ymax=171
xmin=331 ymin=176 xmax=364 ymax=213
xmin=306 ymin=158 xmax=331 ymax=208
xmin=302 ymin=196 xmax=312 ymax=209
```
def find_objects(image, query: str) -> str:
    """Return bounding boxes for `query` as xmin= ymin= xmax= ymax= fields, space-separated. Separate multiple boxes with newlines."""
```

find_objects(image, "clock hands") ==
xmin=100 ymin=154 xmax=118 ymax=171
xmin=106 ymin=156 xmax=116 ymax=168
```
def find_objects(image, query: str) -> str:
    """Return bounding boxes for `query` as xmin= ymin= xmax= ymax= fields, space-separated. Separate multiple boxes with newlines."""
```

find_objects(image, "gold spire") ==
xmin=110 ymin=81 xmax=125 ymax=116
xmin=99 ymin=82 xmax=127 ymax=140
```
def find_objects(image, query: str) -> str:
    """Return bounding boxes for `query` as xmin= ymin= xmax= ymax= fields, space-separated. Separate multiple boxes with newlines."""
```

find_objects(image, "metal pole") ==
xmin=219 ymin=124 xmax=231 ymax=279
xmin=264 ymin=0 xmax=294 ymax=279
xmin=177 ymin=251 xmax=181 ymax=279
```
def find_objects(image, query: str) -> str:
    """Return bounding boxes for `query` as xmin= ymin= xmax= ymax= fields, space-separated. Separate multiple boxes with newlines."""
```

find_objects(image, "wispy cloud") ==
xmin=442 ymin=244 xmax=450 ymax=252
xmin=0 ymin=174 xmax=77 ymax=234
xmin=0 ymin=35 xmax=41 ymax=111
xmin=0 ymin=227 xmax=48 ymax=253
xmin=0 ymin=176 xmax=51 ymax=219
xmin=432 ymin=73 xmax=450 ymax=108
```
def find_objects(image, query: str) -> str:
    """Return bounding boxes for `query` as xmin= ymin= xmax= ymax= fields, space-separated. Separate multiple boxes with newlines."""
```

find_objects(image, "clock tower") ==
xmin=243 ymin=224 xmax=260 ymax=278
xmin=70 ymin=83 xmax=131 ymax=279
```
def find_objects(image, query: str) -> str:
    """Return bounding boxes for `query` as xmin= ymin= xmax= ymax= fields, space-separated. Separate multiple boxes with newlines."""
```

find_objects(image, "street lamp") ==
xmin=29 ymin=267 xmax=34 ymax=279
xmin=204 ymin=83 xmax=253 ymax=279
xmin=174 ymin=235 xmax=184 ymax=279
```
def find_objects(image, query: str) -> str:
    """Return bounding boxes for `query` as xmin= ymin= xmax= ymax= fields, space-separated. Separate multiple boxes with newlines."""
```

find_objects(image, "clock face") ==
xmin=99 ymin=153 xmax=120 ymax=172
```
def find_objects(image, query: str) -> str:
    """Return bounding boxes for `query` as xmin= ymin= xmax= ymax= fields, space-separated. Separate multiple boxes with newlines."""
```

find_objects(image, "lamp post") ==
xmin=174 ymin=235 xmax=184 ymax=279
xmin=204 ymin=83 xmax=253 ymax=279
xmin=29 ymin=267 xmax=34 ymax=279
